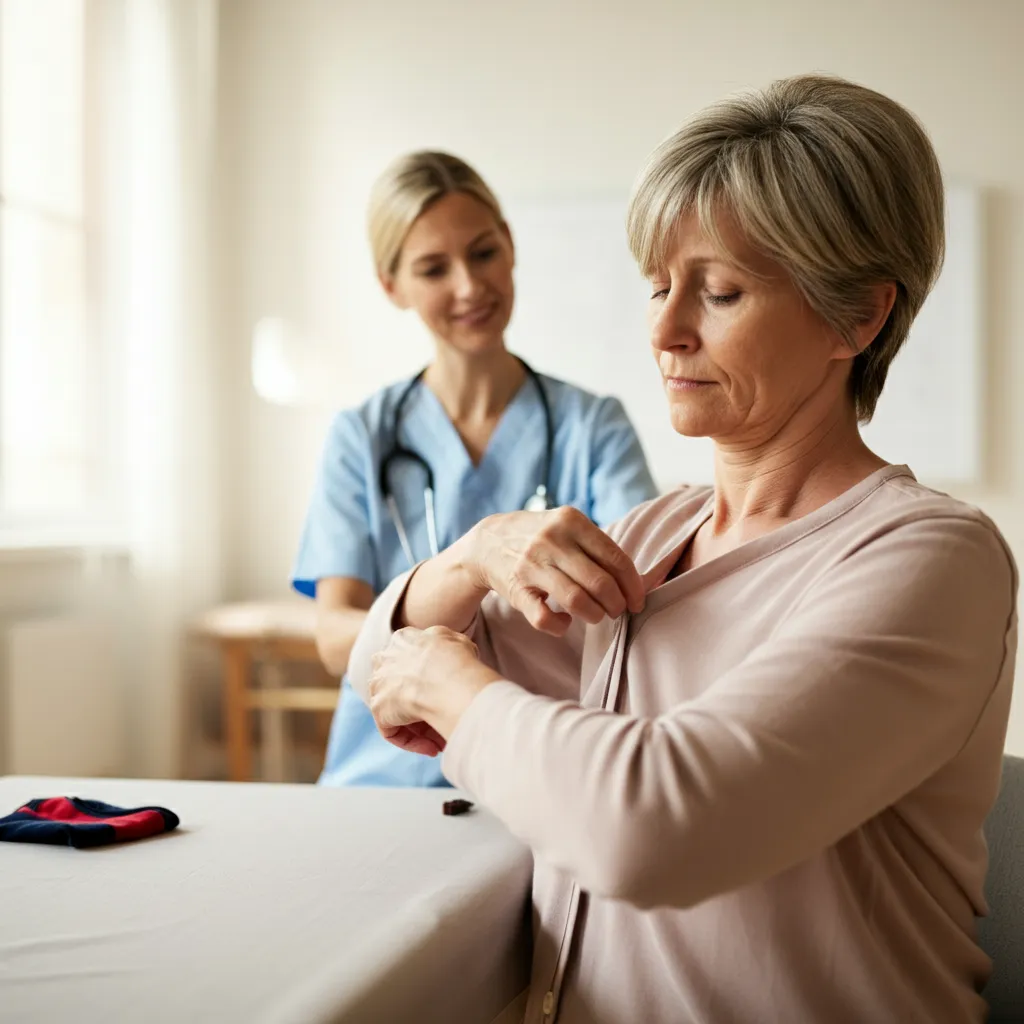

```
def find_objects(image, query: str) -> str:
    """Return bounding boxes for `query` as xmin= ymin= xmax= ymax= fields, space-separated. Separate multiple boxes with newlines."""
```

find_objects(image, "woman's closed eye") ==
xmin=471 ymin=246 xmax=498 ymax=263
xmin=704 ymin=289 xmax=740 ymax=307
xmin=418 ymin=263 xmax=447 ymax=279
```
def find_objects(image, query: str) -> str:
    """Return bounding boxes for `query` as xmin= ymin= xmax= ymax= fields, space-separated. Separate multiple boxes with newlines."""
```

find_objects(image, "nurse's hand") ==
xmin=367 ymin=626 xmax=502 ymax=754
xmin=459 ymin=507 xmax=646 ymax=636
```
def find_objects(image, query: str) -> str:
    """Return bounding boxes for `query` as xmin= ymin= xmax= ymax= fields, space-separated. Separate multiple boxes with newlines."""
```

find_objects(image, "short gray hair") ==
xmin=626 ymin=74 xmax=945 ymax=421
xmin=368 ymin=151 xmax=505 ymax=278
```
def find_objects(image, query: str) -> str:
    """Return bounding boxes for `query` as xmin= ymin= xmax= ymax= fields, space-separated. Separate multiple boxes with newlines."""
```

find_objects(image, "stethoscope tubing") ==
xmin=380 ymin=357 xmax=554 ymax=565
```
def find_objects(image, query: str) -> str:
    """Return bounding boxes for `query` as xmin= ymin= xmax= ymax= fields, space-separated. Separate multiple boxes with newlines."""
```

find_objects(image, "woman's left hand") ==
xmin=368 ymin=626 xmax=502 ymax=757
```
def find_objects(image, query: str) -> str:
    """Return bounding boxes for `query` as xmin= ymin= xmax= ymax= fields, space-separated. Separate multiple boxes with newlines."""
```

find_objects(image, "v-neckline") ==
xmin=413 ymin=372 xmax=540 ymax=474
xmin=637 ymin=463 xmax=914 ymax=621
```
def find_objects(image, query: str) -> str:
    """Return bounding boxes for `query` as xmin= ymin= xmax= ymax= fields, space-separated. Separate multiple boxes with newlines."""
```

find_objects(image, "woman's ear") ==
xmin=501 ymin=220 xmax=515 ymax=269
xmin=379 ymin=269 xmax=409 ymax=310
xmin=853 ymin=282 xmax=898 ymax=354
xmin=831 ymin=282 xmax=898 ymax=361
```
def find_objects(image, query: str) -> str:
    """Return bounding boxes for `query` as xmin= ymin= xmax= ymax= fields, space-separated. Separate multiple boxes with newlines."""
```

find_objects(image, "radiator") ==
xmin=5 ymin=616 xmax=126 ymax=777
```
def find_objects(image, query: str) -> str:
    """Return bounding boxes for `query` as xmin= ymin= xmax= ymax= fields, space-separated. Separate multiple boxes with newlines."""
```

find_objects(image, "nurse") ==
xmin=292 ymin=150 xmax=657 ymax=786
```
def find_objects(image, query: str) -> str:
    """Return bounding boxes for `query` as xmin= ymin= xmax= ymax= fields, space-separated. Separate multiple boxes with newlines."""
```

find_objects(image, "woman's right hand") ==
xmin=458 ymin=507 xmax=646 ymax=636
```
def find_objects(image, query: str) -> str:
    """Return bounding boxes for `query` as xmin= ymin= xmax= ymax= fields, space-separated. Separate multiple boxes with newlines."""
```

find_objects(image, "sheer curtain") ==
xmin=100 ymin=0 xmax=223 ymax=777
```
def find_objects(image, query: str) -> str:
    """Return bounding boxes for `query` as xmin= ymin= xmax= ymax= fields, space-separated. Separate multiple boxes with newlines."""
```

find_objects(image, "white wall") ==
xmin=0 ymin=548 xmax=133 ymax=776
xmin=215 ymin=0 xmax=1024 ymax=751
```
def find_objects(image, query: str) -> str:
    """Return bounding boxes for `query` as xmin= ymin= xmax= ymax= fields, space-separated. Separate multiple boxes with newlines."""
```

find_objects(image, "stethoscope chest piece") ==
xmin=523 ymin=485 xmax=551 ymax=513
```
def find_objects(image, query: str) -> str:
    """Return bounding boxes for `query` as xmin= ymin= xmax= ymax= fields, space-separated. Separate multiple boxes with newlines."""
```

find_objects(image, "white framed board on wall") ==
xmin=504 ymin=184 xmax=983 ymax=490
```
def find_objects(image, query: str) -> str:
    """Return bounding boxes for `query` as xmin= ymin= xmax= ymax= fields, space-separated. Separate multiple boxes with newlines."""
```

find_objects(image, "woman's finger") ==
xmin=510 ymin=584 xmax=573 ymax=636
xmin=405 ymin=720 xmax=447 ymax=750
xmin=528 ymin=563 xmax=612 ymax=624
xmin=522 ymin=508 xmax=643 ymax=616
xmin=545 ymin=550 xmax=636 ymax=620
xmin=570 ymin=523 xmax=646 ymax=614
xmin=380 ymin=723 xmax=443 ymax=757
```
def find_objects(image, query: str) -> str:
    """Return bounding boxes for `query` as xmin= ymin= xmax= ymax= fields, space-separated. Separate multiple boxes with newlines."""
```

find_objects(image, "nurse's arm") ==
xmin=313 ymin=577 xmax=375 ymax=677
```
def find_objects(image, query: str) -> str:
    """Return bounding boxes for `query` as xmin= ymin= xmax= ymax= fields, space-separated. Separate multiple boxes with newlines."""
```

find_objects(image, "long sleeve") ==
xmin=441 ymin=514 xmax=1017 ymax=910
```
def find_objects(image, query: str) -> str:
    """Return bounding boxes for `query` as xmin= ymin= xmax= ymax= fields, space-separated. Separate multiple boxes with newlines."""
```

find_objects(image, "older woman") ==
xmin=349 ymin=76 xmax=1018 ymax=1023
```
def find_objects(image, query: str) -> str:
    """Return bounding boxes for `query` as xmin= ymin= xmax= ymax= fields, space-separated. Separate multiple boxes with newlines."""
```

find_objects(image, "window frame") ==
xmin=0 ymin=0 xmax=116 ymax=547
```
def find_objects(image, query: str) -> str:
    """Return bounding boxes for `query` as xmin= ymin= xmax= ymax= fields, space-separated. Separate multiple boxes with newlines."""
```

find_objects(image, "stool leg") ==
xmin=260 ymin=661 xmax=288 ymax=782
xmin=224 ymin=642 xmax=252 ymax=781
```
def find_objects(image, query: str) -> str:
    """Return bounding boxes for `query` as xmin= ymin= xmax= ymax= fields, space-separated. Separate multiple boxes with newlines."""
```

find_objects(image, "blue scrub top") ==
xmin=292 ymin=370 xmax=657 ymax=787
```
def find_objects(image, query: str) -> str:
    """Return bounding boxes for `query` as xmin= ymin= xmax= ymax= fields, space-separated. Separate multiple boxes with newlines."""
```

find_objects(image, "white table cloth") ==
xmin=0 ymin=777 xmax=532 ymax=1023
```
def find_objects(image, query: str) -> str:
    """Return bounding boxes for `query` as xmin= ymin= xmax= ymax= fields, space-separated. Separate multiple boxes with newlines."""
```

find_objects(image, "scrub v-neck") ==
xmin=413 ymin=372 xmax=541 ymax=476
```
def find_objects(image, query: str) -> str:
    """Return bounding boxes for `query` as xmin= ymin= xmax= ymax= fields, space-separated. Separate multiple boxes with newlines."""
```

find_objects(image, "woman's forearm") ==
xmin=347 ymin=560 xmax=488 ymax=705
xmin=397 ymin=533 xmax=491 ymax=634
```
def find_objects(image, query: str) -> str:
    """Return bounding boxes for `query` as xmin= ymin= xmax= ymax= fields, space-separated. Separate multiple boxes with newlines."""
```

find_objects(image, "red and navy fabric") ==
xmin=0 ymin=797 xmax=179 ymax=848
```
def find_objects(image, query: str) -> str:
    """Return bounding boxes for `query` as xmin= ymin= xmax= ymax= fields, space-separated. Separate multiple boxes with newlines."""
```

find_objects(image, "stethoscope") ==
xmin=380 ymin=356 xmax=556 ymax=567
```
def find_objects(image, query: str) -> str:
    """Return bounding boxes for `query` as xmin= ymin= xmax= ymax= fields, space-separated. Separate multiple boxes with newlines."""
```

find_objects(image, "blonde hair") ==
xmin=367 ymin=151 xmax=505 ymax=278
xmin=626 ymin=74 xmax=945 ymax=421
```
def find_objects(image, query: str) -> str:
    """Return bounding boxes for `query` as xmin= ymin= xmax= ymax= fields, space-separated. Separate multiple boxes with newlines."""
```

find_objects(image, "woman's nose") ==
xmin=451 ymin=261 xmax=484 ymax=301
xmin=650 ymin=294 xmax=700 ymax=353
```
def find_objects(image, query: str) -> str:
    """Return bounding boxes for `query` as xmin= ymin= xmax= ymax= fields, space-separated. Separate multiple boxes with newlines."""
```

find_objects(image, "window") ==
xmin=0 ymin=0 xmax=103 ymax=528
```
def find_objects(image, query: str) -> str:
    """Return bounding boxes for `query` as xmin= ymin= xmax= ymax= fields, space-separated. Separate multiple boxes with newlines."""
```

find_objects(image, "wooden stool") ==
xmin=192 ymin=601 xmax=338 ymax=782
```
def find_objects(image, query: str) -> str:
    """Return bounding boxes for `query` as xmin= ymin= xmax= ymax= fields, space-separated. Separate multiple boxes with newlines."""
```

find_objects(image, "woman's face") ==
xmin=647 ymin=210 xmax=860 ymax=448
xmin=384 ymin=192 xmax=515 ymax=357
